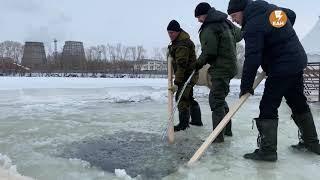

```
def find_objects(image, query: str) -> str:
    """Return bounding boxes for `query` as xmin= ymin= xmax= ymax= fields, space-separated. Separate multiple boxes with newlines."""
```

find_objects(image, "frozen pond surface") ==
xmin=0 ymin=77 xmax=319 ymax=180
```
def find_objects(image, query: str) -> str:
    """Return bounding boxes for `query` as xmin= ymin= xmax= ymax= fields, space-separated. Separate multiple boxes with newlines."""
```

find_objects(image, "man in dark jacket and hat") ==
xmin=167 ymin=20 xmax=203 ymax=132
xmin=228 ymin=0 xmax=320 ymax=161
xmin=191 ymin=2 xmax=242 ymax=142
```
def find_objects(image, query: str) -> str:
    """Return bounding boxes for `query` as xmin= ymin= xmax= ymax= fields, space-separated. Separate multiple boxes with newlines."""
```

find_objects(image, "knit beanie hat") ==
xmin=227 ymin=0 xmax=248 ymax=15
xmin=167 ymin=20 xmax=182 ymax=32
xmin=194 ymin=2 xmax=211 ymax=17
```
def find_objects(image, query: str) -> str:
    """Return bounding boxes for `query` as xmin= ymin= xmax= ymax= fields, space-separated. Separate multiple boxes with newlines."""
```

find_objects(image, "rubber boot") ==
xmin=189 ymin=99 xmax=203 ymax=126
xmin=291 ymin=112 xmax=320 ymax=155
xmin=174 ymin=110 xmax=190 ymax=132
xmin=225 ymin=121 xmax=232 ymax=136
xmin=224 ymin=104 xmax=232 ymax=136
xmin=212 ymin=106 xmax=225 ymax=143
xmin=244 ymin=118 xmax=278 ymax=162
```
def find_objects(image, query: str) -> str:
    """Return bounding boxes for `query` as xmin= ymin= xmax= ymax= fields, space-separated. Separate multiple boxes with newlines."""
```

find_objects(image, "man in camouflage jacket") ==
xmin=167 ymin=20 xmax=202 ymax=132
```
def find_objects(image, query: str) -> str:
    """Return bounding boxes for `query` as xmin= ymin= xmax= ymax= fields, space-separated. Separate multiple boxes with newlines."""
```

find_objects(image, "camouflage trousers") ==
xmin=176 ymin=84 xmax=195 ymax=112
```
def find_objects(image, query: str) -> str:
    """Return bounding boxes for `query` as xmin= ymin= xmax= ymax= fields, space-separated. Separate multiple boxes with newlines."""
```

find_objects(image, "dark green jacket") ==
xmin=169 ymin=31 xmax=198 ymax=85
xmin=197 ymin=8 xmax=242 ymax=78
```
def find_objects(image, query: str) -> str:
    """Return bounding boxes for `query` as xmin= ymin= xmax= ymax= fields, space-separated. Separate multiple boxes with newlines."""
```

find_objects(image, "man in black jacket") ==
xmin=227 ymin=0 xmax=320 ymax=162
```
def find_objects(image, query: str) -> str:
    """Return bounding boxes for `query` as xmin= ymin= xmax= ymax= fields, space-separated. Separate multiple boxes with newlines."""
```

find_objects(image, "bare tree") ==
xmin=107 ymin=44 xmax=116 ymax=61
xmin=122 ymin=46 xmax=130 ymax=60
xmin=85 ymin=47 xmax=94 ymax=61
xmin=0 ymin=43 xmax=5 ymax=58
xmin=100 ymin=45 xmax=108 ymax=61
xmin=152 ymin=47 xmax=163 ymax=61
xmin=236 ymin=43 xmax=245 ymax=66
xmin=236 ymin=43 xmax=245 ymax=78
xmin=137 ymin=46 xmax=146 ymax=60
xmin=115 ymin=43 xmax=123 ymax=60
xmin=129 ymin=46 xmax=137 ymax=61
xmin=161 ymin=47 xmax=168 ymax=60
xmin=0 ymin=41 xmax=24 ymax=63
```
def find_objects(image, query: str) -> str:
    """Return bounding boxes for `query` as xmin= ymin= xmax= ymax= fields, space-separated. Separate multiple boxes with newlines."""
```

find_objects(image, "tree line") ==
xmin=0 ymin=40 xmax=245 ymax=77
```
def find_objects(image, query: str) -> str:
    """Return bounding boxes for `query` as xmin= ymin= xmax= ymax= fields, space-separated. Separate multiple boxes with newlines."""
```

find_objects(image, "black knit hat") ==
xmin=227 ymin=0 xmax=248 ymax=15
xmin=167 ymin=20 xmax=182 ymax=32
xmin=194 ymin=2 xmax=211 ymax=17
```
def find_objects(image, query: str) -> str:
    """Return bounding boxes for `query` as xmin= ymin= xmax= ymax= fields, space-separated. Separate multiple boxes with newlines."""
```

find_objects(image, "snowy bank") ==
xmin=0 ymin=77 xmax=265 ymax=104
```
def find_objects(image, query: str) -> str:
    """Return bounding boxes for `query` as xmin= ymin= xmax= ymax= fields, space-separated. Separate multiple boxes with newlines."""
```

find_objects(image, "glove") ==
xmin=168 ymin=84 xmax=178 ymax=93
xmin=239 ymin=88 xmax=254 ymax=98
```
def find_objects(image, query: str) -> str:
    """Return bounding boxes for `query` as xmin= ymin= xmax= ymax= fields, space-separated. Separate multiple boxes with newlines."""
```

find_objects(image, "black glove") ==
xmin=239 ymin=88 xmax=254 ymax=98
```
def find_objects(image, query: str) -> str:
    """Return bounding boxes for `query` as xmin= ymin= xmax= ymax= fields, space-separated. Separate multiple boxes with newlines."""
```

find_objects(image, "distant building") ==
xmin=0 ymin=57 xmax=30 ymax=74
xmin=21 ymin=42 xmax=47 ymax=70
xmin=134 ymin=59 xmax=167 ymax=72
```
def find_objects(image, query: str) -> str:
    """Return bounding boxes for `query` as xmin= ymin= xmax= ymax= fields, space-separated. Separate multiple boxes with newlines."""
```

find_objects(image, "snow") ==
xmin=115 ymin=169 xmax=135 ymax=180
xmin=0 ymin=76 xmax=318 ymax=180
xmin=0 ymin=77 xmax=168 ymax=90
xmin=0 ymin=77 xmax=265 ymax=104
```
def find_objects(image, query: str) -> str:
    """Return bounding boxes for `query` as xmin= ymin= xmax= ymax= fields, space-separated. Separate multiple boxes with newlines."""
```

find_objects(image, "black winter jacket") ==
xmin=241 ymin=0 xmax=307 ymax=92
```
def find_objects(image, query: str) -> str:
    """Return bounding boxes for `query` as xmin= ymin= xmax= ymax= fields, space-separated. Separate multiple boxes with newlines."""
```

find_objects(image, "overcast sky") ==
xmin=0 ymin=0 xmax=319 ymax=54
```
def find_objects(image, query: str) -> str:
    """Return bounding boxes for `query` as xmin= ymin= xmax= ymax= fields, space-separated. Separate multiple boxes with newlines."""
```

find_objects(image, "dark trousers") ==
xmin=259 ymin=71 xmax=310 ymax=119
xmin=209 ymin=77 xmax=231 ymax=133
xmin=209 ymin=78 xmax=230 ymax=112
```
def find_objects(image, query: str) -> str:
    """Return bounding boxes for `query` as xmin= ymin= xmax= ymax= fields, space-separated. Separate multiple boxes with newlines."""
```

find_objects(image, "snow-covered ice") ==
xmin=0 ymin=77 xmax=319 ymax=180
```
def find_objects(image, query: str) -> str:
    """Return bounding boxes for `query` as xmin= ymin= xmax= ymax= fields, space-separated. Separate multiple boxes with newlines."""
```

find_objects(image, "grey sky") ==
xmin=0 ymin=0 xmax=319 ymax=54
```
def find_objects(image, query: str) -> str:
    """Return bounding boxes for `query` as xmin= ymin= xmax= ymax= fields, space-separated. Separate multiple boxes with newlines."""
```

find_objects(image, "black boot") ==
xmin=174 ymin=110 xmax=190 ymax=132
xmin=225 ymin=121 xmax=232 ymax=136
xmin=189 ymin=100 xmax=203 ymax=126
xmin=244 ymin=118 xmax=278 ymax=162
xmin=224 ymin=104 xmax=232 ymax=136
xmin=291 ymin=112 xmax=320 ymax=155
xmin=212 ymin=106 xmax=225 ymax=143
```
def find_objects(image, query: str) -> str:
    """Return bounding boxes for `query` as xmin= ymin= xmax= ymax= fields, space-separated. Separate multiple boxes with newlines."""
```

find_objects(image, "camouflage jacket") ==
xmin=168 ymin=31 xmax=199 ymax=86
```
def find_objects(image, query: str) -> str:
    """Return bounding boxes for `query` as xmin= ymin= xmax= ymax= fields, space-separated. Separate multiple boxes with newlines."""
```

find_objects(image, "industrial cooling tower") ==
xmin=21 ymin=42 xmax=47 ymax=69
xmin=62 ymin=41 xmax=86 ymax=72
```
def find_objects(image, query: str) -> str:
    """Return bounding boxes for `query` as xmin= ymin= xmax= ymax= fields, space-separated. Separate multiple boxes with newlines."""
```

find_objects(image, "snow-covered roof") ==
xmin=307 ymin=53 xmax=320 ymax=63
xmin=302 ymin=17 xmax=320 ymax=54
